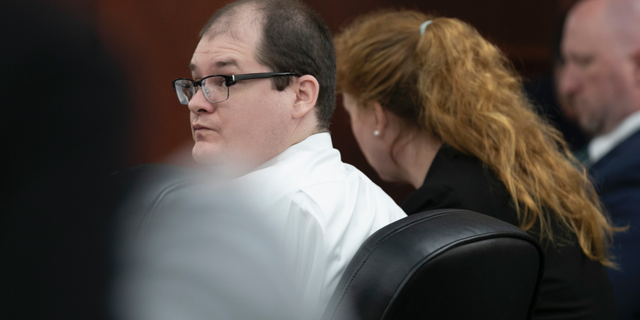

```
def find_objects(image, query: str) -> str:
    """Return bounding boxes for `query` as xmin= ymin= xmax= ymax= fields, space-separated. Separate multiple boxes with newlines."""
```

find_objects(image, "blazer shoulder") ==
xmin=591 ymin=129 xmax=640 ymax=172
xmin=401 ymin=184 xmax=463 ymax=215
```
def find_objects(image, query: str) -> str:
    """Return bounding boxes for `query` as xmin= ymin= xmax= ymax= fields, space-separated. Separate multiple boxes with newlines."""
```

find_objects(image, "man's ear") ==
xmin=372 ymin=101 xmax=389 ymax=137
xmin=292 ymin=75 xmax=319 ymax=119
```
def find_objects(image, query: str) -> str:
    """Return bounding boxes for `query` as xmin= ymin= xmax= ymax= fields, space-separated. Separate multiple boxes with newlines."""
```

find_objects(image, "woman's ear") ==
xmin=292 ymin=75 xmax=319 ymax=119
xmin=372 ymin=101 xmax=389 ymax=136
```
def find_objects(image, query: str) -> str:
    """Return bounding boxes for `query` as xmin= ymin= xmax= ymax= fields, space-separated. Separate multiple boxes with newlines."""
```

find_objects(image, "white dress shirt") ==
xmin=588 ymin=111 xmax=640 ymax=165
xmin=115 ymin=133 xmax=406 ymax=320
xmin=237 ymin=132 xmax=407 ymax=312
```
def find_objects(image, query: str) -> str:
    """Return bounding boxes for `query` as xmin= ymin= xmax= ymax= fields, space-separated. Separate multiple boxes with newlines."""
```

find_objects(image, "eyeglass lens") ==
xmin=174 ymin=76 xmax=229 ymax=105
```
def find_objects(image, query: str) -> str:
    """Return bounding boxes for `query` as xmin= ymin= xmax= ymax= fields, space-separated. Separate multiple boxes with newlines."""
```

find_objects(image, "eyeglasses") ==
xmin=172 ymin=72 xmax=301 ymax=105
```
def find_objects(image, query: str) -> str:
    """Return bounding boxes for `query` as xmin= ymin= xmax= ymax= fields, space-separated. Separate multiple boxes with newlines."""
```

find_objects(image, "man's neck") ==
xmin=286 ymin=115 xmax=322 ymax=150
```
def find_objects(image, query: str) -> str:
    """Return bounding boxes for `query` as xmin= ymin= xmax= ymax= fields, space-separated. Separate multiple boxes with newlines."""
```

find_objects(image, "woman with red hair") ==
xmin=334 ymin=10 xmax=619 ymax=319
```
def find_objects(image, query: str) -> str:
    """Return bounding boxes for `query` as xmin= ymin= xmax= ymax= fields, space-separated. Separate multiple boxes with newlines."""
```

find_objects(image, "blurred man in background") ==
xmin=561 ymin=0 xmax=640 ymax=318
xmin=524 ymin=11 xmax=591 ymax=156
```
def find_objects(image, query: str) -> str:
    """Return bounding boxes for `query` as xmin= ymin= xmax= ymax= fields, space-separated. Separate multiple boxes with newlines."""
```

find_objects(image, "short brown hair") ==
xmin=200 ymin=0 xmax=336 ymax=130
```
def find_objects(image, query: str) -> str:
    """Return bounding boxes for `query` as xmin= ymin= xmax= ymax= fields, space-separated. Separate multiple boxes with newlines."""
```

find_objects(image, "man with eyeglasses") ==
xmin=169 ymin=0 xmax=405 ymax=314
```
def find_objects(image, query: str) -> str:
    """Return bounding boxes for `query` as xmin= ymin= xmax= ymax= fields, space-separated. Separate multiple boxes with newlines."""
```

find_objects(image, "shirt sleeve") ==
xmin=269 ymin=190 xmax=327 ymax=314
xmin=114 ymin=186 xmax=306 ymax=320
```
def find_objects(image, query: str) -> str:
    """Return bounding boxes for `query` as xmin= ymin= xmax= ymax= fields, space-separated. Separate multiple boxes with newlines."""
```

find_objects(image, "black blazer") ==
xmin=588 ymin=130 xmax=640 ymax=319
xmin=401 ymin=145 xmax=617 ymax=320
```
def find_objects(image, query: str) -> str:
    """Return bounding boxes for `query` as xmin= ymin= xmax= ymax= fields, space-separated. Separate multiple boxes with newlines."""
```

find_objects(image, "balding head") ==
xmin=560 ymin=0 xmax=640 ymax=136
xmin=196 ymin=0 xmax=336 ymax=131
xmin=199 ymin=0 xmax=262 ymax=41
xmin=605 ymin=0 xmax=640 ymax=52
xmin=565 ymin=0 xmax=640 ymax=61
xmin=567 ymin=0 xmax=610 ymax=37
xmin=181 ymin=0 xmax=336 ymax=169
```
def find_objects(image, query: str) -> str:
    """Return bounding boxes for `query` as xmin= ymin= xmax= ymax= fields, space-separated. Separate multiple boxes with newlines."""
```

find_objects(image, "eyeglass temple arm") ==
xmin=229 ymin=72 xmax=301 ymax=86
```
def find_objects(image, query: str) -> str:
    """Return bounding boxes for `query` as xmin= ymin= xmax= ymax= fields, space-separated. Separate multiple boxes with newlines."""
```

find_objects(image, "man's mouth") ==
xmin=193 ymin=122 xmax=213 ymax=131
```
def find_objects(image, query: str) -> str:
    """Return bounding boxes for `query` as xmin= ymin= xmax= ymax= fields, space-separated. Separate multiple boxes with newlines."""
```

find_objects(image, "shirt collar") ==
xmin=588 ymin=111 xmax=640 ymax=164
xmin=254 ymin=132 xmax=333 ymax=171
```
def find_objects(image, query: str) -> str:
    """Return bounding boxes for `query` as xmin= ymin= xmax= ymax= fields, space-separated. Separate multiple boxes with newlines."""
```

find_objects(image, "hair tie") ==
xmin=420 ymin=20 xmax=433 ymax=35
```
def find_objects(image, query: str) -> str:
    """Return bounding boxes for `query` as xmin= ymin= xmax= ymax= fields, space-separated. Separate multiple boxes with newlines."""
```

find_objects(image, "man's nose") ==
xmin=559 ymin=63 xmax=581 ymax=96
xmin=187 ymin=88 xmax=216 ymax=114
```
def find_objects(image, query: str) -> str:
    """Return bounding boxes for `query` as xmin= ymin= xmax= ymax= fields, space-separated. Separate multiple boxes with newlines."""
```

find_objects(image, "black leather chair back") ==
xmin=323 ymin=209 xmax=544 ymax=320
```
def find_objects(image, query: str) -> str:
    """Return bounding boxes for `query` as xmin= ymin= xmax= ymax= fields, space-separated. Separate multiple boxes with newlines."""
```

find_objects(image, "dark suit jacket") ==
xmin=589 ymin=130 xmax=640 ymax=320
xmin=401 ymin=145 xmax=617 ymax=320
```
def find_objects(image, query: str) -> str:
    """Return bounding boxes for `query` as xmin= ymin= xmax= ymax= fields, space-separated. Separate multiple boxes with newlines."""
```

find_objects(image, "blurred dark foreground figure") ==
xmin=111 ymin=165 xmax=309 ymax=320
xmin=1 ymin=1 xmax=126 ymax=319
xmin=0 ymin=2 xmax=307 ymax=317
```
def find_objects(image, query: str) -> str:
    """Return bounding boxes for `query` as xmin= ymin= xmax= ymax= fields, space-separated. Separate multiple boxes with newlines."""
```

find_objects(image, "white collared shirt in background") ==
xmin=238 ymin=132 xmax=407 ymax=314
xmin=588 ymin=111 xmax=640 ymax=165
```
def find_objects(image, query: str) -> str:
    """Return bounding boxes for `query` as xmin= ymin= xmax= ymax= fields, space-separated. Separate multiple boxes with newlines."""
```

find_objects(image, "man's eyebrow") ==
xmin=189 ymin=59 xmax=239 ymax=73
xmin=215 ymin=59 xmax=239 ymax=69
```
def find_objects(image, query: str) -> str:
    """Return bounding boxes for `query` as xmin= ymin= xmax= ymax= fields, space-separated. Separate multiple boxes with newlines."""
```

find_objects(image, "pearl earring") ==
xmin=373 ymin=130 xmax=380 ymax=137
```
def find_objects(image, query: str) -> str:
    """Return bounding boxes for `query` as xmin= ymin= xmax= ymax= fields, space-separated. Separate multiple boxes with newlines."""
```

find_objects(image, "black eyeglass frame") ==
xmin=172 ymin=72 xmax=301 ymax=105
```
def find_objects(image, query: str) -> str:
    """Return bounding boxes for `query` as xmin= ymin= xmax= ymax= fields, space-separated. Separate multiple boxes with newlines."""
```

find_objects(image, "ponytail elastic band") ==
xmin=420 ymin=20 xmax=433 ymax=35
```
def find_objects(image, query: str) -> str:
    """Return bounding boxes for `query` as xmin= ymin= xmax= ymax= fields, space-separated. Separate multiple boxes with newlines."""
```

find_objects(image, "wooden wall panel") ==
xmin=46 ymin=0 xmax=571 ymax=202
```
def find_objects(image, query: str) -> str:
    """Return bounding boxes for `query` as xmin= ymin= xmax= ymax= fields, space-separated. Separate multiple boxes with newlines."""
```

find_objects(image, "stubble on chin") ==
xmin=577 ymin=113 xmax=603 ymax=137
